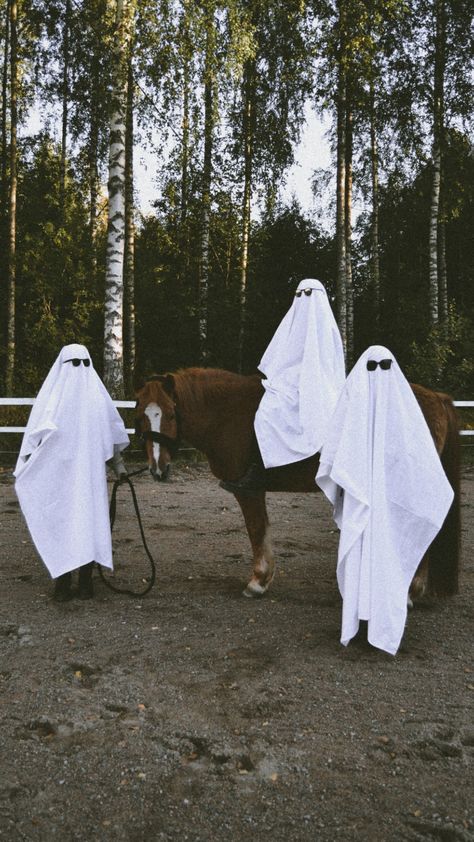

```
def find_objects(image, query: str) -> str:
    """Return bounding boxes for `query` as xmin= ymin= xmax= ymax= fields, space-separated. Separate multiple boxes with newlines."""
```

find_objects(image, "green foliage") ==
xmin=9 ymin=134 xmax=104 ymax=392
xmin=406 ymin=305 xmax=474 ymax=394
xmin=133 ymin=191 xmax=335 ymax=379
xmin=354 ymin=128 xmax=474 ymax=393
xmin=244 ymin=200 xmax=336 ymax=370
xmin=1 ymin=0 xmax=472 ymax=402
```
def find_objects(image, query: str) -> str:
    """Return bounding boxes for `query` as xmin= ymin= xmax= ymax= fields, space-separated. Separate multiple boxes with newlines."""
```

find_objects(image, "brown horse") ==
xmin=135 ymin=367 xmax=460 ymax=600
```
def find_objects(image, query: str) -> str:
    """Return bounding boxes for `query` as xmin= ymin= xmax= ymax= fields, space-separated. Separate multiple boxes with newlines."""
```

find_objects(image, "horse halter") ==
xmin=135 ymin=404 xmax=182 ymax=458
xmin=366 ymin=358 xmax=392 ymax=371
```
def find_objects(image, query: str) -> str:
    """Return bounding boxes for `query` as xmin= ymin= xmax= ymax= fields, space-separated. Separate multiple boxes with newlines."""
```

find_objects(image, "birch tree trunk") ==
xmin=428 ymin=0 xmax=445 ymax=327
xmin=124 ymin=54 xmax=135 ymax=394
xmin=335 ymin=13 xmax=347 ymax=357
xmin=103 ymin=0 xmax=134 ymax=397
xmin=1 ymin=0 xmax=9 ymax=218
xmin=59 ymin=0 xmax=71 ymax=218
xmin=438 ymin=212 xmax=448 ymax=329
xmin=88 ymin=5 xmax=101 ymax=279
xmin=180 ymin=4 xmax=190 ymax=228
xmin=237 ymin=58 xmax=256 ymax=373
xmin=370 ymin=79 xmax=380 ymax=333
xmin=429 ymin=145 xmax=441 ymax=326
xmin=178 ymin=5 xmax=191 ymax=291
xmin=5 ymin=0 xmax=17 ymax=393
xmin=344 ymin=99 xmax=353 ymax=368
xmin=180 ymin=61 xmax=189 ymax=226
xmin=198 ymin=1 xmax=216 ymax=365
xmin=89 ymin=102 xmax=99 ymax=277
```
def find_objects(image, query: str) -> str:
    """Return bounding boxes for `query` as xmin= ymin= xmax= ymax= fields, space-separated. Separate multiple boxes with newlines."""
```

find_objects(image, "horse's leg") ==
xmin=235 ymin=492 xmax=275 ymax=598
xmin=409 ymin=553 xmax=430 ymax=604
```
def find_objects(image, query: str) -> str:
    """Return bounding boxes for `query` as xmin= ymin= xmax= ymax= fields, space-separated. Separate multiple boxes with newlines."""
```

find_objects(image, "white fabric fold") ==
xmin=255 ymin=279 xmax=345 ymax=468
xmin=14 ymin=344 xmax=129 ymax=579
xmin=316 ymin=345 xmax=454 ymax=655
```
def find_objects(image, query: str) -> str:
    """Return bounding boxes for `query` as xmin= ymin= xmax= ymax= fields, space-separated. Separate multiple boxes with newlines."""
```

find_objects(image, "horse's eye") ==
xmin=167 ymin=413 xmax=175 ymax=421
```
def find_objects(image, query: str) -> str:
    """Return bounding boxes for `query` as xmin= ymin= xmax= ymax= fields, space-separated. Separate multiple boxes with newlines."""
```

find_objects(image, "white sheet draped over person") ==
xmin=14 ymin=344 xmax=129 ymax=600
xmin=220 ymin=279 xmax=345 ymax=495
xmin=255 ymin=279 xmax=345 ymax=467
xmin=316 ymin=345 xmax=454 ymax=656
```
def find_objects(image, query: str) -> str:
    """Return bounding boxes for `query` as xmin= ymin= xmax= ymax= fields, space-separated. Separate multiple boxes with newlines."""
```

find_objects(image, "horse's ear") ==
xmin=135 ymin=374 xmax=163 ymax=396
xmin=134 ymin=377 xmax=146 ymax=394
xmin=163 ymin=373 xmax=175 ymax=396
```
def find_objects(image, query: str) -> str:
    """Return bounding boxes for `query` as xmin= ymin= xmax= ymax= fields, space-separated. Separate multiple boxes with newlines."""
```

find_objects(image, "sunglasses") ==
xmin=64 ymin=358 xmax=91 ymax=367
xmin=366 ymin=359 xmax=392 ymax=371
xmin=295 ymin=288 xmax=314 ymax=297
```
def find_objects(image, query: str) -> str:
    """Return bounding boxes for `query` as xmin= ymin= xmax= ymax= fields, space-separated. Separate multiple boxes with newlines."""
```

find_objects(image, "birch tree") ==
xmin=59 ymin=0 xmax=71 ymax=217
xmin=344 ymin=98 xmax=353 ymax=365
xmin=5 ymin=0 xmax=17 ymax=392
xmin=237 ymin=52 xmax=256 ymax=370
xmin=230 ymin=0 xmax=311 ymax=370
xmin=334 ymin=0 xmax=347 ymax=355
xmin=1 ymin=0 xmax=9 ymax=221
xmin=369 ymin=78 xmax=380 ymax=331
xmin=198 ymin=0 xmax=217 ymax=364
xmin=124 ymin=53 xmax=135 ymax=393
xmin=103 ymin=0 xmax=135 ymax=397
xmin=428 ymin=0 xmax=445 ymax=327
xmin=83 ymin=0 xmax=109 ymax=279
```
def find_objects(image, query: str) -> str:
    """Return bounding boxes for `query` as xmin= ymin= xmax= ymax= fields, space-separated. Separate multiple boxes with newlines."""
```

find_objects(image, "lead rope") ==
xmin=98 ymin=467 xmax=157 ymax=597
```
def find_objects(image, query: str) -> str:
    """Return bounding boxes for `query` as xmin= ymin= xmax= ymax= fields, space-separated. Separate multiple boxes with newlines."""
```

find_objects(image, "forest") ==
xmin=0 ymin=0 xmax=473 ymax=399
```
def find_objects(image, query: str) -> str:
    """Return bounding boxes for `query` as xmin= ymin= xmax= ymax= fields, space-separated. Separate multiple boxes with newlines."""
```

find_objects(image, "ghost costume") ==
xmin=316 ymin=345 xmax=454 ymax=655
xmin=254 ymin=279 xmax=345 ymax=469
xmin=14 ymin=344 xmax=129 ymax=579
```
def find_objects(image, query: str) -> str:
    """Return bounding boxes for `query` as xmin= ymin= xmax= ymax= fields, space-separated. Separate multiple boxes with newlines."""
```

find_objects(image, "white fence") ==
xmin=0 ymin=398 xmax=137 ymax=434
xmin=1 ymin=397 xmax=473 ymax=436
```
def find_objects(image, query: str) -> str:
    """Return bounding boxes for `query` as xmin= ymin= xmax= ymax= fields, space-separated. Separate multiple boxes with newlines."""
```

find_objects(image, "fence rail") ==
xmin=0 ymin=398 xmax=137 ymax=434
xmin=1 ymin=397 xmax=474 ymax=436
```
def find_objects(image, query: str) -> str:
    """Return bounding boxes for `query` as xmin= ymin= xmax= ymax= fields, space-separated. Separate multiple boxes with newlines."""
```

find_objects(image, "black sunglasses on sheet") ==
xmin=295 ymin=288 xmax=314 ymax=297
xmin=366 ymin=359 xmax=392 ymax=371
xmin=63 ymin=358 xmax=91 ymax=367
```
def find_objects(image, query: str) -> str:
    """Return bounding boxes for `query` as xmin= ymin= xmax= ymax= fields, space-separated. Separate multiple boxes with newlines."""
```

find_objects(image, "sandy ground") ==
xmin=0 ymin=460 xmax=473 ymax=842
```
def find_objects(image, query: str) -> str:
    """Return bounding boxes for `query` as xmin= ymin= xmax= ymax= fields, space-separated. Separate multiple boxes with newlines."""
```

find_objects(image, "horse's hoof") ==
xmin=77 ymin=563 xmax=94 ymax=599
xmin=409 ymin=575 xmax=427 ymax=603
xmin=53 ymin=572 xmax=73 ymax=602
xmin=243 ymin=582 xmax=267 ymax=598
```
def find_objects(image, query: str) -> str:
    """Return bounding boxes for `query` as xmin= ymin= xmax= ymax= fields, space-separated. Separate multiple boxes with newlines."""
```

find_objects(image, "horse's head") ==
xmin=135 ymin=375 xmax=179 ymax=481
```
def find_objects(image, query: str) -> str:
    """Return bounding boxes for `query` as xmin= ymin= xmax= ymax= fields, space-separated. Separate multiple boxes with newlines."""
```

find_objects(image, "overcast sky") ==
xmin=26 ymin=100 xmax=336 ymax=227
xmin=134 ymin=104 xmax=334 ymax=223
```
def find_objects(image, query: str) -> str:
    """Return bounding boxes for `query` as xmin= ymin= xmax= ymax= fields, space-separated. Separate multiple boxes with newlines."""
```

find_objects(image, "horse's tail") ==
xmin=427 ymin=394 xmax=461 ymax=596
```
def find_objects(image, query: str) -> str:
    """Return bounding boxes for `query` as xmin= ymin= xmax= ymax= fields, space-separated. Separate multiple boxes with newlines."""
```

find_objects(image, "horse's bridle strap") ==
xmin=141 ymin=430 xmax=180 ymax=457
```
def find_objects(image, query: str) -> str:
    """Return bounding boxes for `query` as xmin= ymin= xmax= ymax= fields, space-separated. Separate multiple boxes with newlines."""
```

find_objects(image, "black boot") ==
xmin=220 ymin=462 xmax=266 ymax=496
xmin=77 ymin=562 xmax=94 ymax=600
xmin=53 ymin=572 xmax=73 ymax=602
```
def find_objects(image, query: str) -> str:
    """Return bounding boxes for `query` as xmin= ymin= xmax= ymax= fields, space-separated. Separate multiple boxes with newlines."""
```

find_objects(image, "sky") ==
xmin=131 ymin=103 xmax=334 ymax=222
xmin=26 ymin=100 xmax=336 ymax=227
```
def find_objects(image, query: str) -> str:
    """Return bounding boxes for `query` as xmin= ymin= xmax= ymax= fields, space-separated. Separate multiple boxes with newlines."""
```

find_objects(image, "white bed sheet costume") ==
xmin=254 ymin=279 xmax=346 ymax=468
xmin=14 ymin=344 xmax=129 ymax=579
xmin=316 ymin=345 xmax=454 ymax=655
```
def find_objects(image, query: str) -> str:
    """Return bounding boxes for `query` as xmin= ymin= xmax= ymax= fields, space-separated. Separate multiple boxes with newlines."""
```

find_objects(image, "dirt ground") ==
xmin=0 ymin=458 xmax=473 ymax=842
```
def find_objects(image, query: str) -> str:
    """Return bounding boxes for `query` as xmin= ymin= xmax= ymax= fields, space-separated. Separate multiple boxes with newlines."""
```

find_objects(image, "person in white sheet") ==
xmin=221 ymin=279 xmax=345 ymax=495
xmin=14 ymin=344 xmax=129 ymax=601
xmin=316 ymin=345 xmax=454 ymax=655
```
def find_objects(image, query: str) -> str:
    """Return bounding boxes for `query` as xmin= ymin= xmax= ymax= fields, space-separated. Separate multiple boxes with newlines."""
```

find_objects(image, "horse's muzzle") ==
xmin=150 ymin=463 xmax=171 ymax=482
